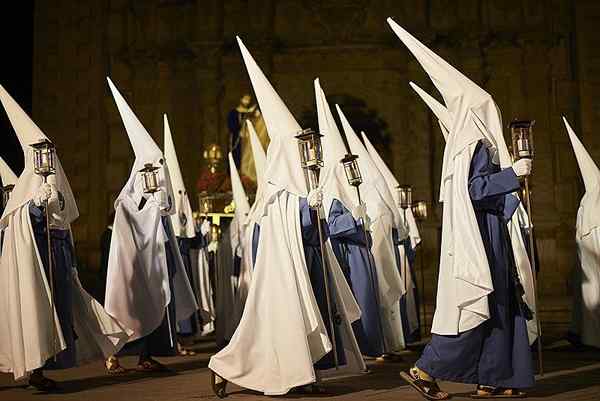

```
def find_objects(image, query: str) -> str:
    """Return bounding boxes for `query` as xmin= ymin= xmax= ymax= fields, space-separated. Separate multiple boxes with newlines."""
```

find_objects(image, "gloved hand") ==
xmin=307 ymin=187 xmax=323 ymax=209
xmin=351 ymin=203 xmax=367 ymax=221
xmin=512 ymin=159 xmax=532 ymax=177
xmin=34 ymin=183 xmax=52 ymax=207
xmin=200 ymin=219 xmax=211 ymax=236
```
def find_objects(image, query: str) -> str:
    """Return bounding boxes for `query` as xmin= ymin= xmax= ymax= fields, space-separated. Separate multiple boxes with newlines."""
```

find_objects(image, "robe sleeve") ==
xmin=327 ymin=199 xmax=367 ymax=244
xmin=468 ymin=141 xmax=521 ymax=219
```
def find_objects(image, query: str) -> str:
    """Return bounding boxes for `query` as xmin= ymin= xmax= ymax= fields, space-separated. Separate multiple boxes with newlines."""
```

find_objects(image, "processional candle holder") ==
xmin=295 ymin=128 xmax=324 ymax=191
xmin=30 ymin=138 xmax=57 ymax=360
xmin=509 ymin=118 xmax=543 ymax=376
xmin=295 ymin=127 xmax=338 ymax=370
xmin=198 ymin=193 xmax=214 ymax=216
xmin=398 ymin=184 xmax=412 ymax=210
xmin=1 ymin=184 xmax=14 ymax=209
xmin=139 ymin=163 xmax=161 ymax=194
xmin=341 ymin=154 xmax=363 ymax=187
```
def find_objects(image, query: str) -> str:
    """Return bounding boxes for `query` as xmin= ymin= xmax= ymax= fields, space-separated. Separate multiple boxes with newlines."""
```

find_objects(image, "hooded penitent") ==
xmin=209 ymin=37 xmax=361 ymax=395
xmin=164 ymin=114 xmax=195 ymax=239
xmin=563 ymin=117 xmax=600 ymax=348
xmin=0 ymin=157 xmax=18 ymax=187
xmin=0 ymin=85 xmax=130 ymax=380
xmin=360 ymin=132 xmax=421 ymax=338
xmin=336 ymin=104 xmax=407 ymax=351
xmin=388 ymin=18 xmax=522 ymax=335
xmin=229 ymin=153 xmax=252 ymax=322
xmin=410 ymin=80 xmax=538 ymax=343
xmin=104 ymin=78 xmax=197 ymax=342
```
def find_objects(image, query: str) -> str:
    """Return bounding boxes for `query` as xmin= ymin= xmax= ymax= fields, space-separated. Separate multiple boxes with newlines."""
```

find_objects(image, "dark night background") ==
xmin=0 ymin=1 xmax=34 ymax=180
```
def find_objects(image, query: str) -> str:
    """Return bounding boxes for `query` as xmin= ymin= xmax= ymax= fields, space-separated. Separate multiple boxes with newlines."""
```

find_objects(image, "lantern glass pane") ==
xmin=343 ymin=160 xmax=362 ymax=186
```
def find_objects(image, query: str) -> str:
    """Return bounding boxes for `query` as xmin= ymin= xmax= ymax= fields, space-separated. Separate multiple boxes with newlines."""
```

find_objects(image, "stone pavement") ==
xmin=1 ymin=335 xmax=599 ymax=401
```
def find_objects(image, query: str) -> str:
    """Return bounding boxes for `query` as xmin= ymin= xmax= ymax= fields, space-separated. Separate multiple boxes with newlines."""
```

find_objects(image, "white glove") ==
xmin=34 ymin=183 xmax=52 ymax=207
xmin=200 ymin=219 xmax=211 ymax=236
xmin=351 ymin=203 xmax=367 ymax=221
xmin=307 ymin=187 xmax=324 ymax=209
xmin=512 ymin=159 xmax=532 ymax=177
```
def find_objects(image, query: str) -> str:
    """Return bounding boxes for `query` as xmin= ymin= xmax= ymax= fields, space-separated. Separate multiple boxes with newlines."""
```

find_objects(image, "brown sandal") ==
xmin=471 ymin=385 xmax=526 ymax=398
xmin=105 ymin=356 xmax=127 ymax=375
xmin=136 ymin=358 xmax=171 ymax=373
xmin=400 ymin=367 xmax=450 ymax=400
xmin=211 ymin=370 xmax=228 ymax=398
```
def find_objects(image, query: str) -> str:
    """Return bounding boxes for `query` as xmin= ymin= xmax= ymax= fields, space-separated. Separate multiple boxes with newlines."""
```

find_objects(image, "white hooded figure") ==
xmin=104 ymin=78 xmax=197 ymax=368
xmin=389 ymin=19 xmax=535 ymax=394
xmin=208 ymin=37 xmax=362 ymax=396
xmin=243 ymin=120 xmax=267 ymax=270
xmin=361 ymin=132 xmax=422 ymax=341
xmin=336 ymin=105 xmax=408 ymax=354
xmin=164 ymin=114 xmax=204 ymax=340
xmin=410 ymin=81 xmax=538 ymax=345
xmin=0 ymin=85 xmax=130 ymax=387
xmin=0 ymin=156 xmax=18 ymax=244
xmin=563 ymin=117 xmax=600 ymax=349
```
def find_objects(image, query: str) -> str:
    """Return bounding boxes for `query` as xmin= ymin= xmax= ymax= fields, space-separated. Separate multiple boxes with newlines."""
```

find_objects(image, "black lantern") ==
xmin=1 ymin=184 xmax=14 ymax=208
xmin=31 ymin=139 xmax=56 ymax=178
xmin=139 ymin=163 xmax=161 ymax=194
xmin=510 ymin=120 xmax=535 ymax=161
xmin=341 ymin=154 xmax=362 ymax=187
xmin=295 ymin=128 xmax=324 ymax=170
xmin=412 ymin=200 xmax=428 ymax=221
xmin=398 ymin=184 xmax=412 ymax=210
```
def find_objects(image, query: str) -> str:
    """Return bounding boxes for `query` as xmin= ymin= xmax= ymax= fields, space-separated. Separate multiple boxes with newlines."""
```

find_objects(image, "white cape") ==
xmin=209 ymin=190 xmax=362 ymax=395
xmin=0 ymin=205 xmax=131 ymax=380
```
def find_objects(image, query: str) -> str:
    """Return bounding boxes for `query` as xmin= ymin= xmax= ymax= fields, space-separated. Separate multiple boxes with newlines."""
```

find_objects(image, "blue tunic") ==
xmin=416 ymin=141 xmax=534 ymax=388
xmin=251 ymin=223 xmax=260 ymax=267
xmin=177 ymin=237 xmax=198 ymax=337
xmin=299 ymin=198 xmax=346 ymax=369
xmin=328 ymin=199 xmax=385 ymax=357
xmin=30 ymin=203 xmax=77 ymax=370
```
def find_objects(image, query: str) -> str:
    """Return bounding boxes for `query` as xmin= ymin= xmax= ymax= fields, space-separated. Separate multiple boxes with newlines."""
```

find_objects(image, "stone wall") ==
xmin=32 ymin=0 xmax=598 ymax=305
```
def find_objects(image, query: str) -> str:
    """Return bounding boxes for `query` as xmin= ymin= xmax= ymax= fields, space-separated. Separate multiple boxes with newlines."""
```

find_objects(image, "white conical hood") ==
xmin=315 ymin=79 xmax=359 ymax=217
xmin=388 ymin=19 xmax=512 ymax=199
xmin=229 ymin=153 xmax=250 ymax=221
xmin=164 ymin=114 xmax=195 ymax=238
xmin=336 ymin=104 xmax=401 ymax=227
xmin=0 ymin=85 xmax=78 ymax=227
xmin=409 ymin=81 xmax=452 ymax=139
xmin=237 ymin=37 xmax=307 ymax=198
xmin=0 ymin=157 xmax=18 ymax=186
xmin=245 ymin=120 xmax=267 ymax=227
xmin=563 ymin=117 xmax=600 ymax=238
xmin=107 ymin=77 xmax=175 ymax=213
xmin=361 ymin=131 xmax=421 ymax=247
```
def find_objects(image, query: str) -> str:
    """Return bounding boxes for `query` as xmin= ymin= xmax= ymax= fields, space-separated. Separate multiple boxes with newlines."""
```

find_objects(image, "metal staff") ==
xmin=296 ymin=128 xmax=338 ymax=369
xmin=398 ymin=185 xmax=413 ymax=330
xmin=31 ymin=139 xmax=57 ymax=359
xmin=412 ymin=200 xmax=428 ymax=335
xmin=139 ymin=163 xmax=175 ymax=348
xmin=510 ymin=119 xmax=543 ymax=376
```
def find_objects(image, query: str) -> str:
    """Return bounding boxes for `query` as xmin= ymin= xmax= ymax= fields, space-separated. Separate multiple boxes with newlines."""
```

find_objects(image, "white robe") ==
xmin=190 ymin=239 xmax=215 ymax=335
xmin=573 ymin=210 xmax=600 ymax=348
xmin=105 ymin=196 xmax=197 ymax=342
xmin=0 ymin=204 xmax=131 ymax=380
xmin=209 ymin=190 xmax=362 ymax=395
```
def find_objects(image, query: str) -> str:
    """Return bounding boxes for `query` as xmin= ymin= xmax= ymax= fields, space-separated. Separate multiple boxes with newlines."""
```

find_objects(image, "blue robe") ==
xmin=300 ymin=198 xmax=346 ymax=369
xmin=416 ymin=141 xmax=534 ymax=388
xmin=30 ymin=203 xmax=77 ymax=370
xmin=177 ymin=237 xmax=198 ymax=337
xmin=251 ymin=223 xmax=260 ymax=267
xmin=328 ymin=199 xmax=385 ymax=357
